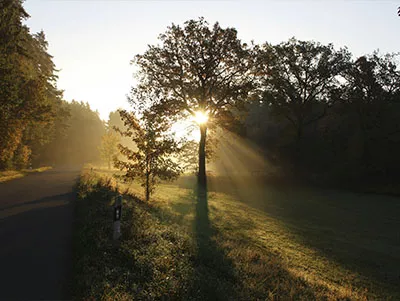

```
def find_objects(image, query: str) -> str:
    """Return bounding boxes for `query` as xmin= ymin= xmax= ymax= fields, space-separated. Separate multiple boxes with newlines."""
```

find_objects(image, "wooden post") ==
xmin=113 ymin=195 xmax=122 ymax=240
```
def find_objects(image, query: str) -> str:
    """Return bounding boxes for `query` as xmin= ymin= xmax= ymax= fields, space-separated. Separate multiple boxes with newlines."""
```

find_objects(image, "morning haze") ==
xmin=1 ymin=0 xmax=399 ymax=300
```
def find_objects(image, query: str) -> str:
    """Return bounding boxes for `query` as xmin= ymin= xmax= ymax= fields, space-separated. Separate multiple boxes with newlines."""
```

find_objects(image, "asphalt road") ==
xmin=0 ymin=168 xmax=81 ymax=300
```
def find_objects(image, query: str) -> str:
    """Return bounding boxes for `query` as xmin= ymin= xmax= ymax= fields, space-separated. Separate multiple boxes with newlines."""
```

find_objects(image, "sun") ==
xmin=193 ymin=111 xmax=209 ymax=125
xmin=170 ymin=111 xmax=209 ymax=142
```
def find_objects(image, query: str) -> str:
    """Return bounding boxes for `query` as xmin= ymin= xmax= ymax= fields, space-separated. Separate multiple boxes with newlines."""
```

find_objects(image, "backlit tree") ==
xmin=114 ymin=110 xmax=182 ymax=201
xmin=132 ymin=18 xmax=256 ymax=188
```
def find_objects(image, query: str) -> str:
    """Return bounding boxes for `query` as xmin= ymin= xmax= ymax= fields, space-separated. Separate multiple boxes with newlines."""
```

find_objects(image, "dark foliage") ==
xmin=247 ymin=42 xmax=400 ymax=189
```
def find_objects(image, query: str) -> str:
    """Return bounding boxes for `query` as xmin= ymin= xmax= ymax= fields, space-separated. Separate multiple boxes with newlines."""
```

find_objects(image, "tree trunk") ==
xmin=294 ymin=122 xmax=303 ymax=176
xmin=198 ymin=124 xmax=207 ymax=188
xmin=145 ymin=157 xmax=150 ymax=201
xmin=145 ymin=171 xmax=150 ymax=202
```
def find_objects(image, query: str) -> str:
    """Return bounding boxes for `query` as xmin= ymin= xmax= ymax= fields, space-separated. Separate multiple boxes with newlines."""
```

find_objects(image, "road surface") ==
xmin=0 ymin=168 xmax=80 ymax=300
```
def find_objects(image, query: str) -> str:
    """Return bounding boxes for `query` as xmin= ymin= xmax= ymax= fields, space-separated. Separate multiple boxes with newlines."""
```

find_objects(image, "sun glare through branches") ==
xmin=193 ymin=111 xmax=209 ymax=125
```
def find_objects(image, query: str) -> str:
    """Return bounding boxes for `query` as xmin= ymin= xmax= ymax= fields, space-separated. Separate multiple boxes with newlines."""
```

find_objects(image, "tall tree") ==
xmin=256 ymin=38 xmax=351 ymax=167
xmin=114 ymin=110 xmax=182 ymax=201
xmin=20 ymin=30 xmax=65 ymax=167
xmin=132 ymin=18 xmax=256 ymax=187
xmin=35 ymin=99 xmax=70 ymax=166
xmin=0 ymin=1 xmax=64 ymax=169
xmin=336 ymin=53 xmax=400 ymax=177
xmin=0 ymin=0 xmax=30 ymax=168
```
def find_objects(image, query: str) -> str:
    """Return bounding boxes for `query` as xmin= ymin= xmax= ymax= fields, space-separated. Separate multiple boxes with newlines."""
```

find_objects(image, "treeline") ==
xmin=124 ymin=18 xmax=400 ymax=191
xmin=245 ymin=39 xmax=400 ymax=187
xmin=2 ymin=2 xmax=399 ymax=188
xmin=39 ymin=100 xmax=105 ymax=167
xmin=0 ymin=1 xmax=104 ymax=169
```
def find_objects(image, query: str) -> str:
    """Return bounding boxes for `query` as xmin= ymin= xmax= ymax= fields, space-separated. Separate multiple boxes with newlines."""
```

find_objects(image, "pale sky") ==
xmin=24 ymin=0 xmax=400 ymax=121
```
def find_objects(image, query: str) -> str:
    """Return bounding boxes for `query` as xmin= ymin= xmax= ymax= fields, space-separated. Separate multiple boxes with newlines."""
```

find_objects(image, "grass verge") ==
xmin=73 ymin=169 xmax=398 ymax=300
xmin=0 ymin=166 xmax=52 ymax=183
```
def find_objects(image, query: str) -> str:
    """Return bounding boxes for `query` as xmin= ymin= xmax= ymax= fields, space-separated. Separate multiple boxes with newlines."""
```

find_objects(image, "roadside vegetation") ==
xmin=72 ymin=168 xmax=399 ymax=300
xmin=0 ymin=166 xmax=52 ymax=183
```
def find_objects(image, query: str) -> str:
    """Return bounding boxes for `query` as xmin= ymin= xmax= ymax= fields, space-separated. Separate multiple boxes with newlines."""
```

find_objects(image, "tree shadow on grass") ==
xmin=140 ymin=184 xmax=240 ymax=299
xmin=163 ymin=181 xmax=320 ymax=300
xmin=185 ymin=183 xmax=320 ymax=301
xmin=187 ymin=183 xmax=240 ymax=300
xmin=206 ymin=175 xmax=400 ymax=298
xmin=76 ymin=175 xmax=324 ymax=300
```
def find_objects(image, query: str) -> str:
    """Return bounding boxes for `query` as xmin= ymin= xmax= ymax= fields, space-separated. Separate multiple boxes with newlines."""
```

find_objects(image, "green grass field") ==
xmin=73 ymin=168 xmax=400 ymax=300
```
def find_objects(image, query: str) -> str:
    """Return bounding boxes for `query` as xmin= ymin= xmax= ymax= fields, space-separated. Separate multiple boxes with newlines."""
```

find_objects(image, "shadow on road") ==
xmin=0 ymin=192 xmax=75 ymax=300
xmin=0 ymin=193 xmax=72 ymax=218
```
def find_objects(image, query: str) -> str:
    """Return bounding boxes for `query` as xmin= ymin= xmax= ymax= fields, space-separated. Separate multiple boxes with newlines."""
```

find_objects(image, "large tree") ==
xmin=0 ymin=0 xmax=64 ymax=169
xmin=335 ymin=53 xmax=400 ymax=176
xmin=132 ymin=18 xmax=256 ymax=187
xmin=21 ymin=30 xmax=65 ymax=167
xmin=0 ymin=0 xmax=30 ymax=168
xmin=256 ymin=38 xmax=351 ymax=166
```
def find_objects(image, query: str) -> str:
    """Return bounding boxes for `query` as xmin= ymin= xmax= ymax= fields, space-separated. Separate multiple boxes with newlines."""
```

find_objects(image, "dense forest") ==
xmin=1 ymin=2 xmax=399 ymax=192
xmin=0 ymin=0 xmax=105 ymax=169
xmin=245 ymin=41 xmax=400 ymax=188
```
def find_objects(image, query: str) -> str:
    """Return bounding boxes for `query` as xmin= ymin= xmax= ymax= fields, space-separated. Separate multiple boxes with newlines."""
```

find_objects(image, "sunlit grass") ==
xmin=0 ymin=166 xmax=52 ymax=183
xmin=0 ymin=171 xmax=25 ymax=183
xmin=73 ymin=168 xmax=399 ymax=300
xmin=124 ymin=179 xmax=373 ymax=300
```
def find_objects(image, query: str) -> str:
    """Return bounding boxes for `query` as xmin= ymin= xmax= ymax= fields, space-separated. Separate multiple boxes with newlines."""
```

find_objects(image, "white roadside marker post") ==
xmin=113 ymin=195 xmax=122 ymax=240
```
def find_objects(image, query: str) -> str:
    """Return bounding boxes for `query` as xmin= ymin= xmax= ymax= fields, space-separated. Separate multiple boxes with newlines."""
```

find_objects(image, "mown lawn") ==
xmin=72 ymin=168 xmax=400 ymax=300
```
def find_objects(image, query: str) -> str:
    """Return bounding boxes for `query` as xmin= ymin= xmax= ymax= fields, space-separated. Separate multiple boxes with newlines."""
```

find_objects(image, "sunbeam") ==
xmin=209 ymin=128 xmax=277 ymax=177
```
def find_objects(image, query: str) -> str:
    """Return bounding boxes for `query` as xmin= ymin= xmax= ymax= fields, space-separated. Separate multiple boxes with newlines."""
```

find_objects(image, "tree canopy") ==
xmin=0 ymin=0 xmax=65 ymax=169
xmin=255 ymin=38 xmax=351 ymax=163
xmin=247 ymin=49 xmax=400 ymax=186
xmin=132 ymin=18 xmax=257 ymax=186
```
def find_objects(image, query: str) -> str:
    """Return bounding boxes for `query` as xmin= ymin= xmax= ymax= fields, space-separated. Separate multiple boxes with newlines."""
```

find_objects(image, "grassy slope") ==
xmin=0 ymin=167 xmax=52 ymax=183
xmin=73 ymin=169 xmax=400 ymax=300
